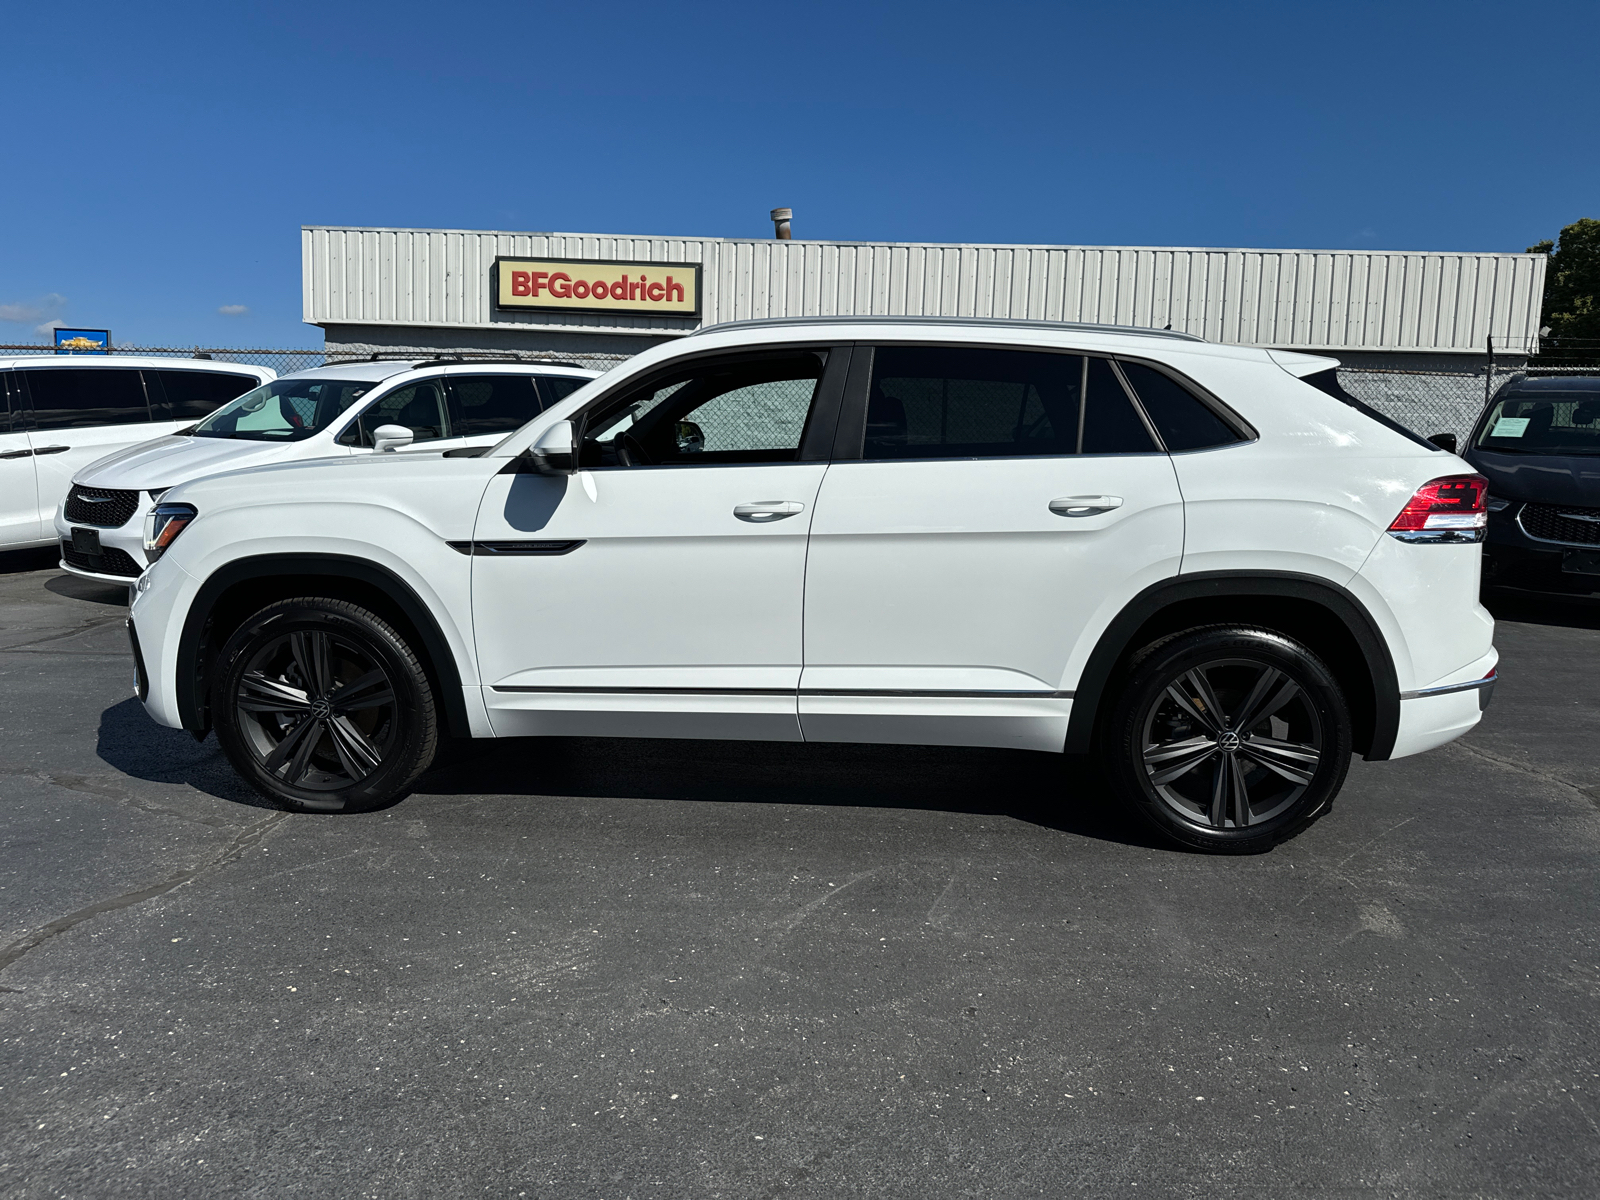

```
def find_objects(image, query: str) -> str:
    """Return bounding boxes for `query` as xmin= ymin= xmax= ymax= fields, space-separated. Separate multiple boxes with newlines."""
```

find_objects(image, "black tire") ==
xmin=212 ymin=597 xmax=438 ymax=813
xmin=1099 ymin=625 xmax=1351 ymax=854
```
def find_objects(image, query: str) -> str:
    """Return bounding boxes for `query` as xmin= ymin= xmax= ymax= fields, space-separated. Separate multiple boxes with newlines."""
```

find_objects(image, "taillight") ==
xmin=1387 ymin=474 xmax=1488 ymax=543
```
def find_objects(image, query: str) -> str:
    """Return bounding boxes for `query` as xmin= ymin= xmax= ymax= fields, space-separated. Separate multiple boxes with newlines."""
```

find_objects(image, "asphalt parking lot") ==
xmin=0 ymin=548 xmax=1596 ymax=1199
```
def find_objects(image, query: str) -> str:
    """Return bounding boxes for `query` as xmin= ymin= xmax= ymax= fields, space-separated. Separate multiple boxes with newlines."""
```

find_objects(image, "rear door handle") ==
xmin=1050 ymin=495 xmax=1123 ymax=517
xmin=0 ymin=448 xmax=33 ymax=459
xmin=733 ymin=500 xmax=805 ymax=522
xmin=33 ymin=445 xmax=71 ymax=455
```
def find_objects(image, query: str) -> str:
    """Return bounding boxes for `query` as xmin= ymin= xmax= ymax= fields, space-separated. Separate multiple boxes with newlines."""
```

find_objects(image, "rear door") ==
xmin=0 ymin=372 xmax=41 ymax=547
xmin=799 ymin=344 xmax=1185 ymax=752
xmin=17 ymin=367 xmax=160 ymax=531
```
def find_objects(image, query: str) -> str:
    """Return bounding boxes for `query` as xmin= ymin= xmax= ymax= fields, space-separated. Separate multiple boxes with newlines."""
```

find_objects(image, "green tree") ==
xmin=1528 ymin=218 xmax=1600 ymax=351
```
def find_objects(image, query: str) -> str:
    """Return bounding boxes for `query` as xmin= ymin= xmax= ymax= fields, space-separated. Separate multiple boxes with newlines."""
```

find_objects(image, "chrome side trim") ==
xmin=490 ymin=685 xmax=1075 ymax=699
xmin=1400 ymin=674 xmax=1497 ymax=700
xmin=801 ymin=688 xmax=1074 ymax=699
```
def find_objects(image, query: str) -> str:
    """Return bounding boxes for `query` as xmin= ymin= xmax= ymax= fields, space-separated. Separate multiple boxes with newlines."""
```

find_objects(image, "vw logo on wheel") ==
xmin=1217 ymin=730 xmax=1242 ymax=753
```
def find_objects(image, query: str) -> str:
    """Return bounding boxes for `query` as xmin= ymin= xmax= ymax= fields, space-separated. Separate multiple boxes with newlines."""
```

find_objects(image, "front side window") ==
xmin=862 ymin=346 xmax=1155 ymax=460
xmin=1476 ymin=389 xmax=1600 ymax=455
xmin=340 ymin=379 xmax=449 ymax=447
xmin=579 ymin=352 xmax=825 ymax=468
xmin=446 ymin=374 xmax=543 ymax=438
xmin=193 ymin=377 xmax=375 ymax=441
xmin=1118 ymin=361 xmax=1242 ymax=452
xmin=152 ymin=370 xmax=262 ymax=421
xmin=22 ymin=368 xmax=150 ymax=430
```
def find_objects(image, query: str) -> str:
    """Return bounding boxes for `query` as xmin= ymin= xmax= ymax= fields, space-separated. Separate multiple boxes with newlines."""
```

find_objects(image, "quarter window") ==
xmin=22 ymin=368 xmax=150 ymax=430
xmin=862 ymin=346 xmax=1155 ymax=460
xmin=1118 ymin=362 xmax=1242 ymax=452
xmin=579 ymin=352 xmax=826 ymax=468
xmin=539 ymin=375 xmax=589 ymax=407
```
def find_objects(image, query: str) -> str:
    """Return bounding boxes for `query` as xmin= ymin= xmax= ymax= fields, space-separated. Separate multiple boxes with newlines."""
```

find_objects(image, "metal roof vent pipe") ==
xmin=770 ymin=208 xmax=793 ymax=240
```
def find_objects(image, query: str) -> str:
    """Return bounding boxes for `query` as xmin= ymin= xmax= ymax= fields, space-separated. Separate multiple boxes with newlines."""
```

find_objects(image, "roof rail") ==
xmin=324 ymin=351 xmax=592 ymax=370
xmin=686 ymin=315 xmax=1207 ymax=342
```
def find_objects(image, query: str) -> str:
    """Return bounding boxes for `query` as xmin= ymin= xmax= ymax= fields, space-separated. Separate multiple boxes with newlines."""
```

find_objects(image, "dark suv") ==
xmin=1465 ymin=375 xmax=1600 ymax=592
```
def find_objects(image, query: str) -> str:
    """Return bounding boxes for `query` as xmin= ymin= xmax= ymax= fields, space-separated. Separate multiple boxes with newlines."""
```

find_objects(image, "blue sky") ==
xmin=3 ymin=0 xmax=1595 ymax=348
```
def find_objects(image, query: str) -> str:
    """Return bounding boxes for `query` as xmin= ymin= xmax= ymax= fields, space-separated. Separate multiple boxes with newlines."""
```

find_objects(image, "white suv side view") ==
xmin=127 ymin=318 xmax=1496 ymax=853
xmin=55 ymin=358 xmax=598 ymax=584
xmin=0 ymin=356 xmax=273 ymax=556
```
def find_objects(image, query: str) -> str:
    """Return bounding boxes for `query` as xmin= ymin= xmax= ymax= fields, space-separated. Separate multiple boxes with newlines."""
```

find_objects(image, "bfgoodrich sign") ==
xmin=493 ymin=257 xmax=701 ymax=317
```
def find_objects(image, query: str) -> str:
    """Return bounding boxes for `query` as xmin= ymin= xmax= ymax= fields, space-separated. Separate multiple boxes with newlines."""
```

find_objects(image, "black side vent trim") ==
xmin=447 ymin=540 xmax=586 ymax=556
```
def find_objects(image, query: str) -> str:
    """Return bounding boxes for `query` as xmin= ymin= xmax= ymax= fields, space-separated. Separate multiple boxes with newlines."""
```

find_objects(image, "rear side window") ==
xmin=152 ymin=370 xmax=261 ymax=421
xmin=1118 ymin=362 xmax=1242 ymax=452
xmin=538 ymin=375 xmax=589 ymax=406
xmin=0 ymin=373 xmax=14 ymax=434
xmin=863 ymin=346 xmax=1155 ymax=460
xmin=22 ymin=368 xmax=150 ymax=430
xmin=446 ymin=374 xmax=543 ymax=438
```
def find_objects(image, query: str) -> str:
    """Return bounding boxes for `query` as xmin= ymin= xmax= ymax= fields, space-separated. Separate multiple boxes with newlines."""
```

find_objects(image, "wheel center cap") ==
xmin=1217 ymin=731 xmax=1241 ymax=753
xmin=310 ymin=697 xmax=332 ymax=720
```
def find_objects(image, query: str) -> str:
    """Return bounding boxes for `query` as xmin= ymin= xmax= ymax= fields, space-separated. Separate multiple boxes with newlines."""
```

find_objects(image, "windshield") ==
xmin=1476 ymin=390 xmax=1600 ymax=456
xmin=192 ymin=377 xmax=376 ymax=441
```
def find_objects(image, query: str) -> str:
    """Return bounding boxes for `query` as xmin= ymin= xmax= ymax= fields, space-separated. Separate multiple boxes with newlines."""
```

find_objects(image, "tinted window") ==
xmin=0 ymin=373 xmax=13 ymax=434
xmin=341 ymin=379 xmax=449 ymax=447
xmin=862 ymin=347 xmax=1154 ymax=460
xmin=1119 ymin=362 xmax=1241 ymax=452
xmin=1082 ymin=357 xmax=1158 ymax=454
xmin=538 ymin=375 xmax=588 ymax=407
xmin=447 ymin=374 xmax=543 ymax=438
xmin=194 ymin=377 xmax=376 ymax=441
xmin=153 ymin=370 xmax=261 ymax=421
xmin=22 ymin=368 xmax=150 ymax=430
xmin=1475 ymin=389 xmax=1600 ymax=456
xmin=580 ymin=353 xmax=825 ymax=468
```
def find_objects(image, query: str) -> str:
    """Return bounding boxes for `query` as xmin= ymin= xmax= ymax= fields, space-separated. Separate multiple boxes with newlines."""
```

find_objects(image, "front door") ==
xmin=471 ymin=346 xmax=846 ymax=741
xmin=800 ymin=344 xmax=1185 ymax=752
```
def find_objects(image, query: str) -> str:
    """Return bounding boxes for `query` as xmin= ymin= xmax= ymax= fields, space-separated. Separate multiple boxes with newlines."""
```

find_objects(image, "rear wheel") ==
xmin=1100 ymin=626 xmax=1351 ymax=853
xmin=213 ymin=598 xmax=438 ymax=813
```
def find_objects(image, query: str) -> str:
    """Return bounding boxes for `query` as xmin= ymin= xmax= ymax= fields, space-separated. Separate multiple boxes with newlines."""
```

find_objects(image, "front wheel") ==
xmin=213 ymin=598 xmax=438 ymax=813
xmin=1100 ymin=626 xmax=1352 ymax=853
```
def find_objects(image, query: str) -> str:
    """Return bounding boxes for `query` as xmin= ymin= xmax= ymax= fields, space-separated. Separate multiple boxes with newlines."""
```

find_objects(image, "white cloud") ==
xmin=34 ymin=318 xmax=68 ymax=336
xmin=218 ymin=304 xmax=249 ymax=316
xmin=1 ymin=293 xmax=69 ymax=329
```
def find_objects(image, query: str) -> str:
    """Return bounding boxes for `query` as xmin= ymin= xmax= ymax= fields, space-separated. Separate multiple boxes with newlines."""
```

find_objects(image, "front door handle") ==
xmin=1049 ymin=495 xmax=1123 ymax=517
xmin=733 ymin=500 xmax=805 ymax=523
xmin=33 ymin=445 xmax=71 ymax=455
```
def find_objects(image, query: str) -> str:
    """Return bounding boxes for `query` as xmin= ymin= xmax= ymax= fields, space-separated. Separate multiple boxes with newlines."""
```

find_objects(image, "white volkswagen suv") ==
xmin=55 ymin=358 xmax=597 ymax=584
xmin=126 ymin=319 xmax=1496 ymax=853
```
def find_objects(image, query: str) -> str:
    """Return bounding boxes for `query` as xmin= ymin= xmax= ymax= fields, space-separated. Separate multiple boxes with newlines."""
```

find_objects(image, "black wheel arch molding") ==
xmin=1063 ymin=570 xmax=1401 ymax=762
xmin=174 ymin=553 xmax=473 ymax=741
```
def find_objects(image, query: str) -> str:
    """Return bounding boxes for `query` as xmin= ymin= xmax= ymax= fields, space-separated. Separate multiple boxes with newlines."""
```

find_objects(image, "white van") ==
xmin=56 ymin=358 xmax=599 ymax=584
xmin=1 ymin=356 xmax=274 ymax=555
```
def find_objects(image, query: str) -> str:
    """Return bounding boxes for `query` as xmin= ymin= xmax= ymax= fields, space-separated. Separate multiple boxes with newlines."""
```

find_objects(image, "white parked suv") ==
xmin=55 ymin=358 xmax=598 ymax=584
xmin=1 ymin=356 xmax=273 ymax=558
xmin=127 ymin=318 xmax=1496 ymax=852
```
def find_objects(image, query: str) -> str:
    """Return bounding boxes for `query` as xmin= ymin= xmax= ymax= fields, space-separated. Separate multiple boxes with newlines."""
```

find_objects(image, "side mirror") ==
xmin=527 ymin=420 xmax=576 ymax=474
xmin=372 ymin=424 xmax=414 ymax=453
xmin=1427 ymin=432 xmax=1458 ymax=453
xmin=675 ymin=420 xmax=706 ymax=453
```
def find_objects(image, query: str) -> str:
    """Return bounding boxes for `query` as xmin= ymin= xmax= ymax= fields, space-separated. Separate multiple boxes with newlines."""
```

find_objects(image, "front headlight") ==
xmin=143 ymin=502 xmax=198 ymax=561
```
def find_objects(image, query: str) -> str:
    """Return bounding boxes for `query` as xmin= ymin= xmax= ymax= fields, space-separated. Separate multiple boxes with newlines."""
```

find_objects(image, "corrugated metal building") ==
xmin=303 ymin=224 xmax=1546 ymax=370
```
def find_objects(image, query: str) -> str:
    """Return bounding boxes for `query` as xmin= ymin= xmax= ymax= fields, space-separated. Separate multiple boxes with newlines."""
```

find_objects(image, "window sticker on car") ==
xmin=1491 ymin=417 xmax=1530 ymax=438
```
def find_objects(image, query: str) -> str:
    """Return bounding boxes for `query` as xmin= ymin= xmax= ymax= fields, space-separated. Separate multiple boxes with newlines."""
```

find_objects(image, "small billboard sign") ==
xmin=54 ymin=328 xmax=110 ymax=355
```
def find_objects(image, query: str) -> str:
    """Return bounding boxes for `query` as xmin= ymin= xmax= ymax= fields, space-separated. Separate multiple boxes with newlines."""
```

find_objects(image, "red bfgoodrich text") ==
xmin=508 ymin=271 xmax=686 ymax=304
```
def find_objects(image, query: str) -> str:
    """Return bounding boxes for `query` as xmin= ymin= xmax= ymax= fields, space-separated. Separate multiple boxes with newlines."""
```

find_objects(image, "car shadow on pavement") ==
xmin=0 ymin=546 xmax=60 ymax=575
xmin=414 ymin=735 xmax=1165 ymax=848
xmin=1483 ymin=586 xmax=1600 ymax=630
xmin=94 ymin=697 xmax=1162 ymax=847
xmin=44 ymin=574 xmax=129 ymax=606
xmin=95 ymin=698 xmax=277 ymax=811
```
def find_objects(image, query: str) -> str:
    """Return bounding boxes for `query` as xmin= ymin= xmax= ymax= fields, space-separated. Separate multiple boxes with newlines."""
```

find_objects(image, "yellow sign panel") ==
xmin=494 ymin=258 xmax=700 ymax=316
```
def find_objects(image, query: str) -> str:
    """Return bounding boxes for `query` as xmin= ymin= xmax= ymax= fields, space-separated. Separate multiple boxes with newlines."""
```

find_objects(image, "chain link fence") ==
xmin=1339 ymin=360 xmax=1600 ymax=445
xmin=0 ymin=342 xmax=632 ymax=377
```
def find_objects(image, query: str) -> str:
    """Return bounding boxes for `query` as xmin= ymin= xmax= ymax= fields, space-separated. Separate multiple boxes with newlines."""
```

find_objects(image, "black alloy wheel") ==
xmin=213 ymin=598 xmax=438 ymax=812
xmin=1102 ymin=626 xmax=1352 ymax=853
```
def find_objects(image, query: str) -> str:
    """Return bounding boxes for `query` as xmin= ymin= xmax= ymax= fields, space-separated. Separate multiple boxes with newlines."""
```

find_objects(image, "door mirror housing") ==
xmin=527 ymin=420 xmax=576 ymax=474
xmin=1427 ymin=432 xmax=1458 ymax=453
xmin=372 ymin=424 xmax=414 ymax=453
